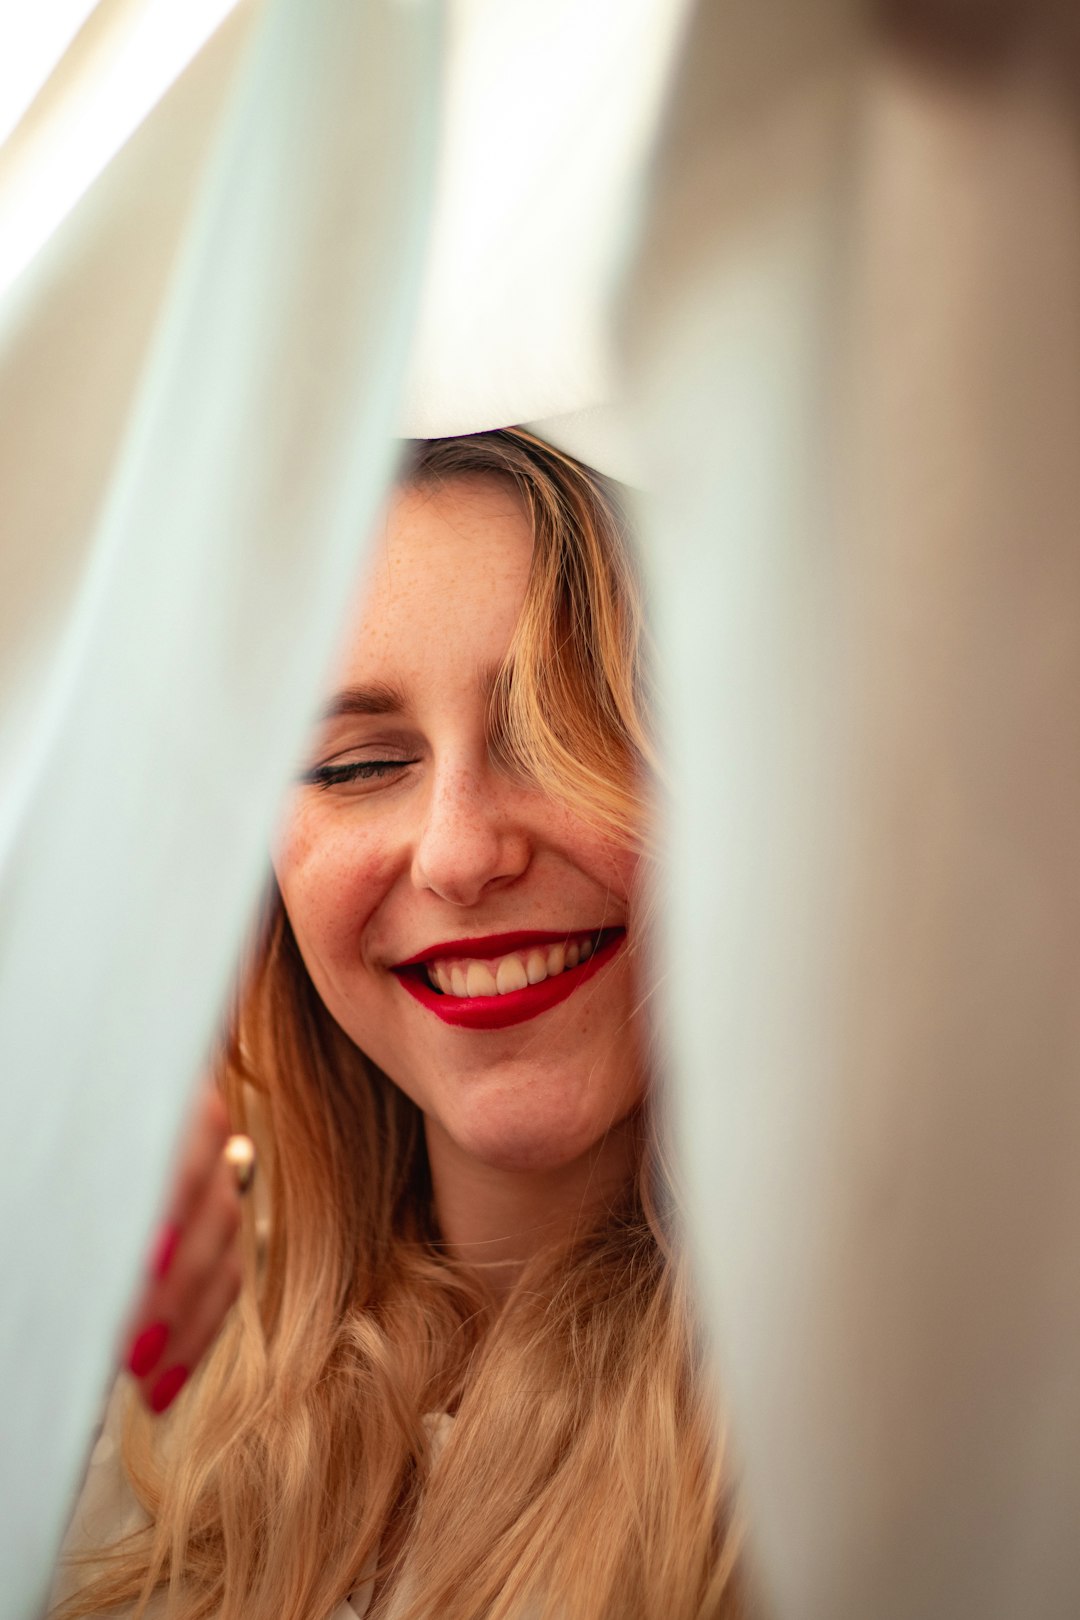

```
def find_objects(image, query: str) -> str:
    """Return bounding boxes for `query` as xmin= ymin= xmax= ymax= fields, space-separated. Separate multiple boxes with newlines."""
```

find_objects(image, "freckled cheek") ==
xmin=273 ymin=814 xmax=397 ymax=960
xmin=553 ymin=813 xmax=642 ymax=902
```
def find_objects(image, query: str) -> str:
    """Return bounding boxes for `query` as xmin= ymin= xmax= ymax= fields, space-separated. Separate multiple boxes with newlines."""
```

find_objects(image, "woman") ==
xmin=52 ymin=430 xmax=744 ymax=1620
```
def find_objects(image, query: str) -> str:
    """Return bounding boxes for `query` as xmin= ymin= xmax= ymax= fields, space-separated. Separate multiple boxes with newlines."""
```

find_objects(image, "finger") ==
xmin=157 ymin=1147 xmax=244 ymax=1323
xmin=126 ymin=1147 xmax=244 ymax=1386
xmin=143 ymin=1251 xmax=243 ymax=1416
xmin=149 ymin=1086 xmax=232 ymax=1281
xmin=162 ymin=1085 xmax=232 ymax=1229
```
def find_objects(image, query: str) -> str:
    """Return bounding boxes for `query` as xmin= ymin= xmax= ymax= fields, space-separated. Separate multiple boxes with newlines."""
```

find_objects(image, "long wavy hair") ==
xmin=54 ymin=430 xmax=746 ymax=1620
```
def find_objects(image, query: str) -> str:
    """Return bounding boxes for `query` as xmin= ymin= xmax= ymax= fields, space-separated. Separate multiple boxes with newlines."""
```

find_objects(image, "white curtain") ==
xmin=629 ymin=3 xmax=1080 ymax=1617
xmin=0 ymin=3 xmax=440 ymax=1609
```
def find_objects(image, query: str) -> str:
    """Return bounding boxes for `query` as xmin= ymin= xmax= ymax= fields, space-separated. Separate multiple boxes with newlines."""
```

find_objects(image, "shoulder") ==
xmin=48 ymin=1379 xmax=154 ymax=1616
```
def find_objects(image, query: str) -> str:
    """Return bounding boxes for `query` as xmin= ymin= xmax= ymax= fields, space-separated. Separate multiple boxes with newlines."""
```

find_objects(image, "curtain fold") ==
xmin=625 ymin=3 xmax=1080 ymax=1615
xmin=0 ymin=4 xmax=440 ymax=1610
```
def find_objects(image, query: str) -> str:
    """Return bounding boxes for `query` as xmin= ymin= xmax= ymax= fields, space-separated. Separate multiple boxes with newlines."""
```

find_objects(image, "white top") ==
xmin=51 ymin=1387 xmax=455 ymax=1620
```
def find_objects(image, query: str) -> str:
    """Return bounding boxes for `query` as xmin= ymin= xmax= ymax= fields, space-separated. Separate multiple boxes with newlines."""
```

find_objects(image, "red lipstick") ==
xmin=392 ymin=927 xmax=626 ymax=1030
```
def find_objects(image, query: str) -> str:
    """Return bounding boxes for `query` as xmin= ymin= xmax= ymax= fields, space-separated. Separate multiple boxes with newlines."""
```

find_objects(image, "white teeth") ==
xmin=495 ymin=955 xmax=529 ymax=994
xmin=466 ymin=961 xmax=498 ymax=997
xmin=424 ymin=932 xmax=602 ymax=999
xmin=525 ymin=950 xmax=548 ymax=985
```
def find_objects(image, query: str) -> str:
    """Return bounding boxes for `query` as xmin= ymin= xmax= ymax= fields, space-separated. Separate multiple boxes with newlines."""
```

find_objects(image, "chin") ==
xmin=461 ymin=1133 xmax=584 ymax=1176
xmin=441 ymin=1091 xmax=638 ymax=1177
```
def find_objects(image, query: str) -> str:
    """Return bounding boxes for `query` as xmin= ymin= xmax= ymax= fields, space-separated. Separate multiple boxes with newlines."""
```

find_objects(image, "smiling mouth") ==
xmin=391 ymin=927 xmax=626 ymax=1030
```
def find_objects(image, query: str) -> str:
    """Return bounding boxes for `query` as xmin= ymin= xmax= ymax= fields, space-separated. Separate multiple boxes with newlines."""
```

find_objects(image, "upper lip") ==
xmin=391 ymin=927 xmax=622 ymax=969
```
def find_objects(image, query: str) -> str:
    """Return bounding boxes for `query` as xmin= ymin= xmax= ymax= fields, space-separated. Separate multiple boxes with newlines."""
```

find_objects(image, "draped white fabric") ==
xmin=0 ymin=2 xmax=441 ymax=1610
xmin=627 ymin=3 xmax=1080 ymax=1617
xmin=4 ymin=2 xmax=1080 ymax=1618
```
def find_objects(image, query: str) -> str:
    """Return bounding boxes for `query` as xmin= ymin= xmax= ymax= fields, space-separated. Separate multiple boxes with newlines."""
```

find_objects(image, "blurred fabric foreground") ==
xmin=2 ymin=1 xmax=1080 ymax=1616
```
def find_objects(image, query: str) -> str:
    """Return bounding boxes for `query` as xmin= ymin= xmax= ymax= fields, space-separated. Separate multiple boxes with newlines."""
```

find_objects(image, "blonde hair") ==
xmin=55 ymin=430 xmax=746 ymax=1620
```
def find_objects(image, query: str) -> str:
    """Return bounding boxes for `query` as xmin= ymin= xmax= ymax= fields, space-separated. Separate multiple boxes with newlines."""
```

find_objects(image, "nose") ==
xmin=410 ymin=760 xmax=531 ymax=907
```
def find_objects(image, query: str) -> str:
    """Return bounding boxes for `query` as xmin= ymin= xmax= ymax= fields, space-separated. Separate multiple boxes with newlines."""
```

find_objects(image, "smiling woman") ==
xmin=50 ymin=431 xmax=746 ymax=1620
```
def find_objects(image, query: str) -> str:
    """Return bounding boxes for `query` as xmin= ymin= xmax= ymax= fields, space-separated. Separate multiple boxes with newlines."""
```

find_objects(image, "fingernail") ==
xmin=127 ymin=1321 xmax=169 ymax=1379
xmin=148 ymin=1364 xmax=188 ymax=1414
xmin=151 ymin=1224 xmax=180 ymax=1281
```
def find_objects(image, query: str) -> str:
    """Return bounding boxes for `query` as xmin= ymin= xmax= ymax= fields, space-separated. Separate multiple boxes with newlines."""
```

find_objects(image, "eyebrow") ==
xmin=320 ymin=681 xmax=409 ymax=721
xmin=319 ymin=664 xmax=506 ymax=724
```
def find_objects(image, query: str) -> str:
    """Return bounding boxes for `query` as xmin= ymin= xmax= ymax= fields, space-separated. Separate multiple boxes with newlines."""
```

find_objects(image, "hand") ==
xmin=121 ymin=1085 xmax=252 ymax=1415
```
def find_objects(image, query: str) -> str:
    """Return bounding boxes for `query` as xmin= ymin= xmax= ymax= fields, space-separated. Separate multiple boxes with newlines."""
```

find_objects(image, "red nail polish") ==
xmin=151 ymin=1224 xmax=180 ymax=1281
xmin=127 ymin=1321 xmax=169 ymax=1379
xmin=148 ymin=1365 xmax=188 ymax=1414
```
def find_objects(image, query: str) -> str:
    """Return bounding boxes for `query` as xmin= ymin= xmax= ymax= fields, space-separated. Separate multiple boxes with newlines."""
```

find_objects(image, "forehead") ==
xmin=337 ymin=473 xmax=535 ymax=688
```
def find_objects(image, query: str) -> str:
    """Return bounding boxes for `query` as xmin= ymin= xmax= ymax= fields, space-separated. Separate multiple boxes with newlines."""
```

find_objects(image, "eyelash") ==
xmin=301 ymin=760 xmax=418 ymax=790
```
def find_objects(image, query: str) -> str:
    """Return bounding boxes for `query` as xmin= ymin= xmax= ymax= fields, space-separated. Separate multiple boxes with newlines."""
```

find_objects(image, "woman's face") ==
xmin=274 ymin=473 xmax=646 ymax=1177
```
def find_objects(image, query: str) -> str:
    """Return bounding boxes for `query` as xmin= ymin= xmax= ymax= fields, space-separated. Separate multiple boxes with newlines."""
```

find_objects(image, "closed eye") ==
xmin=300 ymin=759 xmax=419 ymax=790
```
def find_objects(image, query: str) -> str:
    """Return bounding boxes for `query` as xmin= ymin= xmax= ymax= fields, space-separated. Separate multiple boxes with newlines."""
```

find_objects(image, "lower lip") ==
xmin=393 ymin=930 xmax=626 ymax=1030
